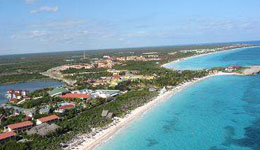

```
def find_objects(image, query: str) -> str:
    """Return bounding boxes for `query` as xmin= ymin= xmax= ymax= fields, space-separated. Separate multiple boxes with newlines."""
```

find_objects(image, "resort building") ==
xmin=149 ymin=88 xmax=157 ymax=92
xmin=71 ymin=89 xmax=93 ymax=95
xmin=225 ymin=66 xmax=242 ymax=72
xmin=23 ymin=108 xmax=36 ymax=117
xmin=107 ymin=69 xmax=122 ymax=75
xmin=39 ymin=107 xmax=50 ymax=114
xmin=6 ymin=90 xmax=29 ymax=100
xmin=0 ymin=131 xmax=17 ymax=144
xmin=101 ymin=110 xmax=114 ymax=119
xmin=55 ymin=104 xmax=75 ymax=113
xmin=107 ymin=112 xmax=113 ymax=119
xmin=9 ymin=98 xmax=17 ymax=103
xmin=101 ymin=110 xmax=109 ymax=117
xmin=5 ymin=121 xmax=33 ymax=132
xmin=60 ymin=93 xmax=91 ymax=99
xmin=122 ymin=75 xmax=155 ymax=81
xmin=36 ymin=115 xmax=59 ymax=125
xmin=48 ymin=87 xmax=69 ymax=97
xmin=95 ymin=90 xmax=120 ymax=99
xmin=159 ymin=87 xmax=167 ymax=95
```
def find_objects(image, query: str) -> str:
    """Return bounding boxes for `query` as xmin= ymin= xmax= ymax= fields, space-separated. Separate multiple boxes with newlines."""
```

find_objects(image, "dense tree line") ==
xmin=0 ymin=73 xmax=46 ymax=85
xmin=61 ymin=68 xmax=107 ymax=74
xmin=27 ymin=88 xmax=52 ymax=98
xmin=19 ymin=96 xmax=63 ymax=109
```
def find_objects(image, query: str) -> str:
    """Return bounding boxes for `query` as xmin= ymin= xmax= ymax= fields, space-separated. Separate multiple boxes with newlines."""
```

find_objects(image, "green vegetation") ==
xmin=0 ymin=90 xmax=157 ymax=150
xmin=26 ymin=90 xmax=156 ymax=150
xmin=61 ymin=68 xmax=107 ymax=74
xmin=65 ymin=72 xmax=113 ymax=81
xmin=0 ymin=43 xmax=249 ymax=149
xmin=0 ymin=43 xmax=238 ymax=85
xmin=0 ymin=73 xmax=46 ymax=85
xmin=0 ymin=114 xmax=25 ymax=128
xmin=27 ymin=88 xmax=51 ymax=98
xmin=1 ymin=140 xmax=31 ymax=150
xmin=19 ymin=97 xmax=63 ymax=109
xmin=113 ymin=60 xmax=208 ymax=88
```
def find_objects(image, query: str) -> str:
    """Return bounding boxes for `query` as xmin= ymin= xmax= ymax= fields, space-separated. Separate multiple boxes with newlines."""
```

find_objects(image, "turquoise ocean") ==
xmin=164 ymin=46 xmax=260 ymax=70
xmin=97 ymin=46 xmax=260 ymax=150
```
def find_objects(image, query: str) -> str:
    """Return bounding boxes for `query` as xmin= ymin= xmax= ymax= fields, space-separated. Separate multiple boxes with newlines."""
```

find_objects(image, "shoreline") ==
xmin=67 ymin=72 xmax=235 ymax=150
xmin=65 ymin=45 xmax=257 ymax=150
xmin=0 ymin=78 xmax=59 ymax=86
xmin=161 ymin=46 xmax=258 ymax=69
xmin=41 ymin=66 xmax=77 ymax=86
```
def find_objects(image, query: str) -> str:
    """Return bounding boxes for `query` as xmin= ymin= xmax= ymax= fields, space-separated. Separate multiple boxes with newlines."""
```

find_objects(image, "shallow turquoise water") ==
xmin=0 ymin=80 xmax=64 ymax=104
xmin=165 ymin=46 xmax=260 ymax=70
xmin=97 ymin=75 xmax=260 ymax=150
xmin=96 ymin=46 xmax=260 ymax=150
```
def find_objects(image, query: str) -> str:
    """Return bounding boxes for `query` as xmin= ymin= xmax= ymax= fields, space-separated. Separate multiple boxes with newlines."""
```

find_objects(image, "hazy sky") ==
xmin=0 ymin=0 xmax=260 ymax=55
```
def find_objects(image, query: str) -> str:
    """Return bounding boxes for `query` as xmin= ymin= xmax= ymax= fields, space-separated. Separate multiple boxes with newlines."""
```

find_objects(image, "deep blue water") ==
xmin=96 ymin=46 xmax=260 ymax=150
xmin=0 ymin=80 xmax=64 ymax=104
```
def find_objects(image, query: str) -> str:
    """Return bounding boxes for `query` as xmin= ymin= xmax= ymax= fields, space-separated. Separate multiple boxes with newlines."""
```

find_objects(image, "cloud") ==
xmin=11 ymin=30 xmax=50 ymax=40
xmin=25 ymin=0 xmax=35 ymax=4
xmin=31 ymin=20 xmax=88 ymax=28
xmin=10 ymin=28 xmax=90 ymax=44
xmin=11 ymin=19 xmax=93 ymax=44
xmin=30 ymin=6 xmax=59 ymax=14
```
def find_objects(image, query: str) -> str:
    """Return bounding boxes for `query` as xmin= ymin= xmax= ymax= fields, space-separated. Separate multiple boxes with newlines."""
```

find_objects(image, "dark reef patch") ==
xmin=231 ymin=119 xmax=237 ymax=123
xmin=146 ymin=138 xmax=159 ymax=147
xmin=208 ymin=146 xmax=225 ymax=150
xmin=232 ymin=119 xmax=260 ymax=150
xmin=232 ymin=112 xmax=244 ymax=115
xmin=231 ymin=76 xmax=260 ymax=150
xmin=162 ymin=117 xmax=180 ymax=133
xmin=221 ymin=126 xmax=235 ymax=146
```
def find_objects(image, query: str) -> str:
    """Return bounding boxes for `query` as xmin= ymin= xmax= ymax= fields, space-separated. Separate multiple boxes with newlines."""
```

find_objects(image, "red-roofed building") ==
xmin=60 ymin=93 xmax=91 ymax=99
xmin=113 ymin=75 xmax=121 ymax=80
xmin=36 ymin=115 xmax=59 ymax=125
xmin=225 ymin=66 xmax=242 ymax=72
xmin=231 ymin=66 xmax=241 ymax=69
xmin=7 ymin=90 xmax=15 ymax=94
xmin=9 ymin=98 xmax=17 ymax=103
xmin=6 ymin=90 xmax=29 ymax=100
xmin=24 ymin=116 xmax=32 ymax=121
xmin=0 ymin=132 xmax=16 ymax=144
xmin=55 ymin=104 xmax=75 ymax=113
xmin=5 ymin=121 xmax=33 ymax=132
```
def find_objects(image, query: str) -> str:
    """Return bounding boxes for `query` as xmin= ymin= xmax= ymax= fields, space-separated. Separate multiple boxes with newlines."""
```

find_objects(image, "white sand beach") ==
xmin=63 ymin=46 xmax=253 ymax=150
xmin=65 ymin=72 xmax=234 ymax=150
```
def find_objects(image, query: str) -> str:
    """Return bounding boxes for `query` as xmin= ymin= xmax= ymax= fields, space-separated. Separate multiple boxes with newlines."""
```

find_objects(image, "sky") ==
xmin=0 ymin=0 xmax=260 ymax=55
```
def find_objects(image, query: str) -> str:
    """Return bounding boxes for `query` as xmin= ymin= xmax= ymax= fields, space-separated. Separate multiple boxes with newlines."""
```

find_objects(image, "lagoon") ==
xmin=0 ymin=80 xmax=64 ymax=104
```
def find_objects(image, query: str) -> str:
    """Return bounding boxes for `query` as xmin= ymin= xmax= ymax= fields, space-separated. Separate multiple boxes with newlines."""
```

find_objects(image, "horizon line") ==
xmin=1 ymin=39 xmax=259 ymax=57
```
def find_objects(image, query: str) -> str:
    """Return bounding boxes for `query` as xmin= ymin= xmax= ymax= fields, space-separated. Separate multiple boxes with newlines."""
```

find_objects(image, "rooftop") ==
xmin=7 ymin=121 xmax=33 ymax=130
xmin=0 ymin=131 xmax=16 ymax=141
xmin=60 ymin=93 xmax=91 ymax=99
xmin=48 ymin=87 xmax=69 ymax=96
xmin=38 ymin=115 xmax=59 ymax=123
xmin=58 ymin=104 xmax=75 ymax=110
